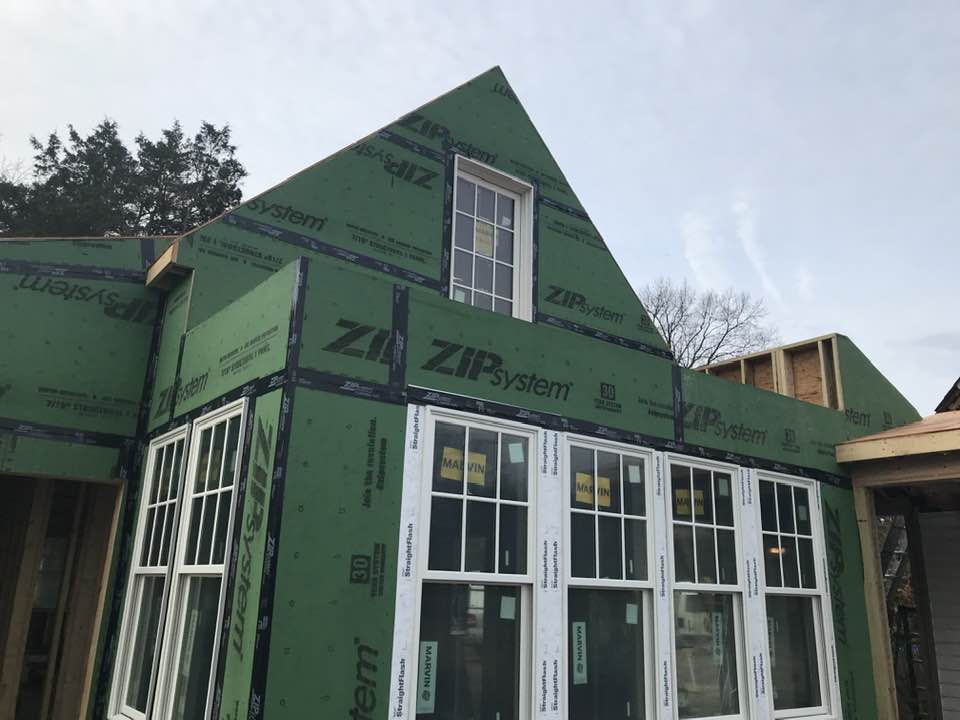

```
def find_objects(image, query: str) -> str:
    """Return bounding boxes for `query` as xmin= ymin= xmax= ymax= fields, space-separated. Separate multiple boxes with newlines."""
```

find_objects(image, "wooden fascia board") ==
xmin=837 ymin=428 xmax=960 ymax=463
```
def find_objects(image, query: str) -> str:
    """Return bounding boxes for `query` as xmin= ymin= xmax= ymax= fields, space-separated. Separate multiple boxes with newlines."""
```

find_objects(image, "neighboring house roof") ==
xmin=936 ymin=376 xmax=960 ymax=413
xmin=836 ymin=410 xmax=960 ymax=463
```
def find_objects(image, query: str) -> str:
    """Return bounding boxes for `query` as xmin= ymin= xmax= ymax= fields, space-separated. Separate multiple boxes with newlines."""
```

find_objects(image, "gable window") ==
xmin=110 ymin=400 xmax=246 ymax=720
xmin=415 ymin=411 xmax=535 ymax=720
xmin=758 ymin=476 xmax=833 ymax=717
xmin=450 ymin=157 xmax=533 ymax=321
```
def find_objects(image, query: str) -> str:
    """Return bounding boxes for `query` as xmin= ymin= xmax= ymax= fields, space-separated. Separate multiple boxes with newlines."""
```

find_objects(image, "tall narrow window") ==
xmin=450 ymin=158 xmax=533 ymax=321
xmin=669 ymin=461 xmax=743 ymax=720
xmin=758 ymin=477 xmax=830 ymax=717
xmin=567 ymin=440 xmax=653 ymax=720
xmin=416 ymin=413 xmax=534 ymax=720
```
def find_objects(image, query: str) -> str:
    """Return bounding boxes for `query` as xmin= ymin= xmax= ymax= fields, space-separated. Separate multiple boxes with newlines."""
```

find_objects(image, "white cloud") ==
xmin=732 ymin=196 xmax=782 ymax=304
xmin=681 ymin=210 xmax=730 ymax=288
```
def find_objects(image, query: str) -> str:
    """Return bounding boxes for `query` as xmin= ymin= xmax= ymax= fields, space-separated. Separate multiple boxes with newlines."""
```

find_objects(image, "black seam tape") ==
xmin=0 ymin=258 xmax=147 ymax=283
xmin=538 ymin=195 xmax=590 ymax=222
xmin=672 ymin=364 xmax=685 ymax=444
xmin=536 ymin=312 xmax=675 ymax=360
xmin=377 ymin=129 xmax=446 ymax=164
xmin=0 ymin=416 xmax=131 ymax=449
xmin=140 ymin=237 xmax=157 ymax=269
xmin=390 ymin=285 xmax=409 ymax=387
xmin=297 ymin=368 xmax=407 ymax=404
xmin=169 ymin=333 xmax=187 ymax=423
xmin=440 ymin=149 xmax=456 ymax=297
xmin=223 ymin=213 xmax=443 ymax=292
xmin=531 ymin=183 xmax=541 ymax=319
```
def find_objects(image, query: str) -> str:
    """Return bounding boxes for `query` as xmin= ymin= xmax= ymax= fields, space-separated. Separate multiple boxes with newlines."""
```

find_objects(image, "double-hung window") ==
xmin=669 ymin=460 xmax=744 ymax=720
xmin=416 ymin=412 xmax=535 ymax=720
xmin=758 ymin=476 xmax=832 ymax=718
xmin=566 ymin=439 xmax=654 ymax=720
xmin=450 ymin=157 xmax=533 ymax=321
xmin=111 ymin=401 xmax=246 ymax=720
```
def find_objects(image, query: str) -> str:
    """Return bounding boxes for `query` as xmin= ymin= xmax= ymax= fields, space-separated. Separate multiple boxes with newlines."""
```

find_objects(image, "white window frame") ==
xmin=562 ymin=434 xmax=658 ymax=720
xmin=755 ymin=472 xmax=842 ymax=720
xmin=664 ymin=454 xmax=751 ymax=720
xmin=109 ymin=425 xmax=190 ymax=720
xmin=109 ymin=399 xmax=248 ymax=720
xmin=408 ymin=406 xmax=538 ymax=720
xmin=450 ymin=155 xmax=535 ymax=322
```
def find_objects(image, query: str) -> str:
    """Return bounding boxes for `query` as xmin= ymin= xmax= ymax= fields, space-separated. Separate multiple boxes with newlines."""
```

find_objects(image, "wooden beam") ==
xmin=854 ymin=486 xmax=899 ymax=720
xmin=145 ymin=238 xmax=190 ymax=290
xmin=851 ymin=453 xmax=960 ymax=488
xmin=837 ymin=429 xmax=960 ymax=463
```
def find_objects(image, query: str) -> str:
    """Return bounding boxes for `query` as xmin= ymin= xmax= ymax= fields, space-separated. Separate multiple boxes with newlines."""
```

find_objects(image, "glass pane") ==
xmin=466 ymin=428 xmax=498 ymax=498
xmin=795 ymin=487 xmax=812 ymax=535
xmin=495 ymin=227 xmax=513 ymax=262
xmin=473 ymin=292 xmax=493 ymax=311
xmin=568 ymin=589 xmax=645 ymax=720
xmin=695 ymin=527 xmax=717 ymax=584
xmin=799 ymin=538 xmax=816 ymax=589
xmin=160 ymin=503 xmax=177 ymax=565
xmin=212 ymin=490 xmax=232 ymax=564
xmin=570 ymin=447 xmax=595 ymax=510
xmin=717 ymin=529 xmax=737 ymax=584
xmin=157 ymin=445 xmax=173 ymax=502
xmin=496 ymin=193 xmax=514 ymax=228
xmin=416 ymin=584 xmax=520 ymax=720
xmin=692 ymin=468 xmax=713 ymax=523
xmin=475 ymin=221 xmax=495 ymax=258
xmin=777 ymin=484 xmax=795 ymax=533
xmin=675 ymin=593 xmax=740 ymax=718
xmin=206 ymin=421 xmax=227 ymax=490
xmin=454 ymin=212 xmax=474 ymax=251
xmin=149 ymin=506 xmax=166 ymax=566
xmin=494 ymin=298 xmax=512 ymax=316
xmin=763 ymin=533 xmax=782 ymax=587
xmin=767 ymin=596 xmax=822 ymax=710
xmin=781 ymin=536 xmax=800 ymax=588
xmin=672 ymin=465 xmax=692 ymax=520
xmin=140 ymin=508 xmax=155 ymax=566
xmin=622 ymin=456 xmax=645 ymax=516
xmin=433 ymin=422 xmax=466 ymax=494
xmin=453 ymin=249 xmax=473 ymax=286
xmin=192 ymin=428 xmax=212 ymax=493
xmin=428 ymin=497 xmax=462 ymax=571
xmin=759 ymin=480 xmax=777 ymax=531
xmin=596 ymin=451 xmax=621 ymax=514
xmin=196 ymin=495 xmax=216 ymax=565
xmin=169 ymin=440 xmax=184 ymax=500
xmin=456 ymin=177 xmax=476 ymax=214
xmin=477 ymin=185 xmax=496 ymax=221
xmin=124 ymin=576 xmax=165 ymax=711
xmin=475 ymin=255 xmax=493 ymax=291
xmin=169 ymin=576 xmax=221 ymax=720
xmin=452 ymin=285 xmax=471 ymax=304
xmin=149 ymin=446 xmax=165 ymax=504
xmin=624 ymin=518 xmax=647 ymax=580
xmin=598 ymin=516 xmax=623 ymax=580
xmin=714 ymin=473 xmax=734 ymax=527
xmin=494 ymin=262 xmax=513 ymax=299
xmin=185 ymin=497 xmax=202 ymax=563
xmin=499 ymin=506 xmax=527 ymax=574
xmin=674 ymin=524 xmax=695 ymax=582
xmin=571 ymin=513 xmax=596 ymax=578
xmin=465 ymin=501 xmax=496 ymax=573
xmin=499 ymin=435 xmax=528 ymax=501
xmin=223 ymin=417 xmax=241 ymax=484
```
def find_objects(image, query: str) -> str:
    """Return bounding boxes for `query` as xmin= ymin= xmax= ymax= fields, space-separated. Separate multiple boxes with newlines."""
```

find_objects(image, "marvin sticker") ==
xmin=417 ymin=641 xmax=437 ymax=714
xmin=718 ymin=476 xmax=730 ymax=497
xmin=440 ymin=447 xmax=464 ymax=482
xmin=572 ymin=621 xmax=588 ymax=685
xmin=625 ymin=603 xmax=639 ymax=625
xmin=575 ymin=473 xmax=594 ymax=505
xmin=500 ymin=595 xmax=516 ymax=620
xmin=597 ymin=476 xmax=612 ymax=508
xmin=508 ymin=442 xmax=525 ymax=464
xmin=628 ymin=464 xmax=642 ymax=485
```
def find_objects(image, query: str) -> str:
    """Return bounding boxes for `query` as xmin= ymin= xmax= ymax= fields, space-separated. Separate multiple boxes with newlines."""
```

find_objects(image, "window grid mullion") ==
xmin=143 ymin=445 xmax=168 ymax=567
xmin=460 ymin=427 xmax=469 ymax=572
xmin=494 ymin=431 xmax=501 ymax=572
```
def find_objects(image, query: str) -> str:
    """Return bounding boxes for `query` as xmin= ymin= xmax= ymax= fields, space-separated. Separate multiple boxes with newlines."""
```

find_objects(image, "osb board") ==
xmin=405 ymin=289 xmax=676 ymax=438
xmin=0 ymin=236 xmax=164 ymax=270
xmin=786 ymin=346 xmax=824 ymax=405
xmin=711 ymin=362 xmax=742 ymax=384
xmin=219 ymin=389 xmax=281 ymax=720
xmin=298 ymin=262 xmax=397 ymax=385
xmin=745 ymin=356 xmax=775 ymax=391
xmin=263 ymin=390 xmax=406 ymax=719
xmin=0 ymin=273 xmax=157 ymax=435
xmin=172 ymin=263 xmax=295 ymax=419
xmin=0 ymin=433 xmax=120 ymax=482
xmin=821 ymin=484 xmax=879 ymax=720
xmin=147 ymin=275 xmax=192 ymax=431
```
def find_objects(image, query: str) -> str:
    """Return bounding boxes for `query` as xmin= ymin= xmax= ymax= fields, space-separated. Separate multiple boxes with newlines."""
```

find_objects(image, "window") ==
xmin=450 ymin=157 xmax=533 ymax=321
xmin=758 ymin=476 xmax=830 ymax=717
xmin=669 ymin=460 xmax=744 ymax=720
xmin=110 ymin=401 xmax=246 ymax=720
xmin=566 ymin=440 xmax=653 ymax=720
xmin=415 ymin=412 xmax=535 ymax=720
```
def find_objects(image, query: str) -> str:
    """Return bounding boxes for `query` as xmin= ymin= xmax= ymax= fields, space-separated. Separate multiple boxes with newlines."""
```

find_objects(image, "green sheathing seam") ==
xmin=263 ymin=390 xmax=406 ymax=718
xmin=0 ymin=235 xmax=166 ymax=270
xmin=0 ymin=264 xmax=158 ymax=439
xmin=821 ymin=484 xmax=877 ymax=719
xmin=834 ymin=334 xmax=921 ymax=432
xmin=171 ymin=262 xmax=296 ymax=419
xmin=147 ymin=273 xmax=193 ymax=431
xmin=219 ymin=389 xmax=282 ymax=720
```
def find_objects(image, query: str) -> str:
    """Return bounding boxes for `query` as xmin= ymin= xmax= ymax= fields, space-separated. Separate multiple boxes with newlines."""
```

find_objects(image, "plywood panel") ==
xmin=745 ymin=355 xmax=775 ymax=391
xmin=786 ymin=345 xmax=824 ymax=405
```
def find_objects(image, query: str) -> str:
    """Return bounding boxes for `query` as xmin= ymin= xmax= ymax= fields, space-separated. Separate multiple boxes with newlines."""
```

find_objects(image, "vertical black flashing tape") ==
xmin=247 ymin=257 xmax=308 ymax=718
xmin=440 ymin=149 xmax=457 ymax=297
xmin=140 ymin=237 xmax=157 ymax=269
xmin=390 ymin=284 xmax=409 ymax=387
xmin=211 ymin=395 xmax=258 ymax=720
xmin=531 ymin=183 xmax=541 ymax=319
xmin=672 ymin=363 xmax=685 ymax=444
xmin=93 ymin=293 xmax=167 ymax=717
xmin=169 ymin=333 xmax=187 ymax=424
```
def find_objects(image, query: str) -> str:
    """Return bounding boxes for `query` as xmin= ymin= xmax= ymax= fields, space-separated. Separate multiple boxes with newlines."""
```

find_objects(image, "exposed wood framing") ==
xmin=850 ymin=452 xmax=960 ymax=487
xmin=838 ymin=430 xmax=960 ymax=464
xmin=145 ymin=238 xmax=191 ymax=290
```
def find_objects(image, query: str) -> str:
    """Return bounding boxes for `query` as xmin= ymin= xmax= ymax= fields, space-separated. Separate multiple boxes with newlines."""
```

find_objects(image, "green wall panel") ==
xmin=264 ymin=390 xmax=406 ymax=719
xmin=0 ymin=236 xmax=164 ymax=270
xmin=147 ymin=275 xmax=193 ymax=431
xmin=835 ymin=334 xmax=920 ymax=433
xmin=0 ymin=432 xmax=121 ymax=481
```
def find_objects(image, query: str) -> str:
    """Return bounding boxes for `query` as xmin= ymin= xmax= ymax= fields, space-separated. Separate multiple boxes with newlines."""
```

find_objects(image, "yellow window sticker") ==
xmin=440 ymin=446 xmax=464 ymax=482
xmin=467 ymin=451 xmax=487 ymax=486
xmin=675 ymin=488 xmax=691 ymax=516
xmin=575 ymin=472 xmax=594 ymax=505
xmin=694 ymin=489 xmax=705 ymax=516
xmin=597 ymin=476 xmax=612 ymax=508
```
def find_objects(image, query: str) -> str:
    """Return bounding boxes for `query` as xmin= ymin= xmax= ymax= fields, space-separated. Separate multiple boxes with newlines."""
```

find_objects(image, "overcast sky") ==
xmin=3 ymin=1 xmax=957 ymax=413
